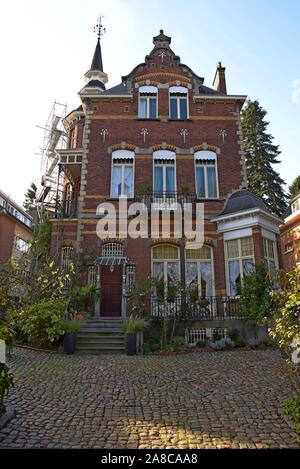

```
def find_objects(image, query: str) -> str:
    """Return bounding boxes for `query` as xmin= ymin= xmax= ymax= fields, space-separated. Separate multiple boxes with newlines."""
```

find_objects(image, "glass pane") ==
xmin=149 ymin=98 xmax=157 ymax=119
xmin=154 ymin=166 xmax=163 ymax=193
xmin=200 ymin=262 xmax=213 ymax=297
xmin=241 ymin=237 xmax=254 ymax=256
xmin=153 ymin=262 xmax=164 ymax=279
xmin=185 ymin=262 xmax=197 ymax=284
xmin=167 ymin=262 xmax=180 ymax=283
xmin=153 ymin=245 xmax=179 ymax=260
xmin=242 ymin=258 xmax=254 ymax=275
xmin=186 ymin=246 xmax=211 ymax=260
xmin=170 ymin=98 xmax=177 ymax=119
xmin=267 ymin=239 xmax=275 ymax=259
xmin=268 ymin=260 xmax=276 ymax=271
xmin=139 ymin=98 xmax=147 ymax=118
xmin=166 ymin=166 xmax=175 ymax=193
xmin=207 ymin=166 xmax=217 ymax=198
xmin=263 ymin=238 xmax=268 ymax=257
xmin=179 ymin=98 xmax=187 ymax=119
xmin=228 ymin=260 xmax=241 ymax=296
xmin=124 ymin=166 xmax=133 ymax=197
xmin=112 ymin=166 xmax=122 ymax=197
xmin=227 ymin=239 xmax=239 ymax=259
xmin=196 ymin=166 xmax=205 ymax=198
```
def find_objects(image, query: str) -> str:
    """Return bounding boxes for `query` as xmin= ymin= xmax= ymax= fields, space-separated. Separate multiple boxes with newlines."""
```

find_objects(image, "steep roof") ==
xmin=102 ymin=82 xmax=130 ymax=95
xmin=221 ymin=189 xmax=275 ymax=217
xmin=91 ymin=38 xmax=103 ymax=71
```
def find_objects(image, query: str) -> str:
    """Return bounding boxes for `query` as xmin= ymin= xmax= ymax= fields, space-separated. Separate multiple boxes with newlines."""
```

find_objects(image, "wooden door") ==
xmin=101 ymin=265 xmax=122 ymax=317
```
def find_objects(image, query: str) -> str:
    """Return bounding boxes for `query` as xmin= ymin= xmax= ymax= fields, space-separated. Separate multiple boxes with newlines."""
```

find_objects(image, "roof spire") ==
xmin=91 ymin=15 xmax=106 ymax=71
xmin=81 ymin=15 xmax=108 ymax=93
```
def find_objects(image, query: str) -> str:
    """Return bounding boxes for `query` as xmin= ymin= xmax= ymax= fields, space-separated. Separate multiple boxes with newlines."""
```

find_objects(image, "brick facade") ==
xmin=50 ymin=30 xmax=282 ymax=316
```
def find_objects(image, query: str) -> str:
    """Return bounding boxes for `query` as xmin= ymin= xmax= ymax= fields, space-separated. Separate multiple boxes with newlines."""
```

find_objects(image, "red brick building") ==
xmin=280 ymin=193 xmax=300 ymax=270
xmin=0 ymin=189 xmax=33 ymax=262
xmin=50 ymin=29 xmax=282 ymax=318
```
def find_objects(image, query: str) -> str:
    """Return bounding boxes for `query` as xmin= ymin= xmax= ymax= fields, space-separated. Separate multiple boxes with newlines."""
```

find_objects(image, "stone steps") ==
xmin=76 ymin=319 xmax=125 ymax=354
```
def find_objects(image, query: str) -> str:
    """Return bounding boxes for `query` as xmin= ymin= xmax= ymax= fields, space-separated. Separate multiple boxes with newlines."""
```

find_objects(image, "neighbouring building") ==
xmin=0 ymin=189 xmax=34 ymax=262
xmin=49 ymin=28 xmax=282 ymax=320
xmin=280 ymin=192 xmax=300 ymax=270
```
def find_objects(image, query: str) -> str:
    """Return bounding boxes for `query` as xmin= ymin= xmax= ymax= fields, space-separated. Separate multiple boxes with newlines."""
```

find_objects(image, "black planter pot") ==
xmin=125 ymin=332 xmax=137 ymax=356
xmin=63 ymin=332 xmax=77 ymax=355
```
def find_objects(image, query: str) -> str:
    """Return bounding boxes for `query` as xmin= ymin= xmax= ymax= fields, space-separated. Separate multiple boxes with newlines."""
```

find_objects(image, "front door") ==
xmin=101 ymin=265 xmax=122 ymax=317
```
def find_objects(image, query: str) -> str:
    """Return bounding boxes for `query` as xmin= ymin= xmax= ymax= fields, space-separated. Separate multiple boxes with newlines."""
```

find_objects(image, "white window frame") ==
xmin=263 ymin=237 xmax=279 ymax=270
xmin=102 ymin=242 xmax=123 ymax=257
xmin=87 ymin=265 xmax=97 ymax=285
xmin=151 ymin=244 xmax=180 ymax=295
xmin=153 ymin=160 xmax=177 ymax=195
xmin=110 ymin=150 xmax=135 ymax=198
xmin=185 ymin=246 xmax=215 ymax=297
xmin=138 ymin=95 xmax=157 ymax=119
xmin=169 ymin=87 xmax=189 ymax=120
xmin=194 ymin=154 xmax=219 ymax=199
xmin=225 ymin=237 xmax=255 ymax=296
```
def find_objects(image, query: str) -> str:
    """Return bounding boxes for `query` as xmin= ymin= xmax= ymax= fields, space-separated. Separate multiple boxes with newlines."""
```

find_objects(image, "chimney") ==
xmin=213 ymin=62 xmax=227 ymax=94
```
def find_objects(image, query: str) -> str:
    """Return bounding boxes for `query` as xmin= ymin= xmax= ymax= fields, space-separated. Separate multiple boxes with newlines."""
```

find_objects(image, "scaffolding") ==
xmin=36 ymin=101 xmax=68 ymax=219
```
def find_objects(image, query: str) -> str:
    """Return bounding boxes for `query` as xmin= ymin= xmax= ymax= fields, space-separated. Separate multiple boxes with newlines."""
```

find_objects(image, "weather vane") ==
xmin=94 ymin=15 xmax=106 ymax=39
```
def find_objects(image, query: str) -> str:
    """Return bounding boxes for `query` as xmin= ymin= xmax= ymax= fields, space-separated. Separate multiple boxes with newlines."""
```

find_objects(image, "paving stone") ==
xmin=0 ymin=348 xmax=298 ymax=449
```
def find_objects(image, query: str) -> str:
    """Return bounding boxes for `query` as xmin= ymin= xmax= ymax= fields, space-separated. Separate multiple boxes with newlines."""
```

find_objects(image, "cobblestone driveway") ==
xmin=0 ymin=348 xmax=299 ymax=449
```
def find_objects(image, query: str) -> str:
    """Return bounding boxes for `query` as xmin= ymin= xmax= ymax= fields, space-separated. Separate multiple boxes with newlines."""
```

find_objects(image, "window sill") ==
xmin=168 ymin=118 xmax=191 ymax=122
xmin=136 ymin=118 xmax=160 ymax=121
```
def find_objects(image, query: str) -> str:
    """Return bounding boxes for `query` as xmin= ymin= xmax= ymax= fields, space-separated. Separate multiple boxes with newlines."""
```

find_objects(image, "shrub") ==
xmin=150 ymin=343 xmax=161 ymax=352
xmin=235 ymin=339 xmax=247 ymax=348
xmin=121 ymin=317 xmax=148 ymax=333
xmin=8 ymin=298 xmax=67 ymax=347
xmin=173 ymin=336 xmax=184 ymax=349
xmin=143 ymin=343 xmax=152 ymax=354
xmin=284 ymin=397 xmax=300 ymax=434
xmin=211 ymin=338 xmax=235 ymax=350
xmin=0 ymin=365 xmax=14 ymax=411
xmin=196 ymin=340 xmax=207 ymax=348
xmin=61 ymin=319 xmax=83 ymax=333
xmin=0 ymin=324 xmax=14 ymax=352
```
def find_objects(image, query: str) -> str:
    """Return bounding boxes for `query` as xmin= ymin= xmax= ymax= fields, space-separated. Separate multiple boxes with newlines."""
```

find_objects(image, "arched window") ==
xmin=169 ymin=86 xmax=188 ymax=119
xmin=194 ymin=151 xmax=218 ymax=199
xmin=138 ymin=86 xmax=158 ymax=119
xmin=111 ymin=150 xmax=134 ymax=198
xmin=102 ymin=242 xmax=123 ymax=257
xmin=185 ymin=245 xmax=214 ymax=298
xmin=152 ymin=245 xmax=180 ymax=298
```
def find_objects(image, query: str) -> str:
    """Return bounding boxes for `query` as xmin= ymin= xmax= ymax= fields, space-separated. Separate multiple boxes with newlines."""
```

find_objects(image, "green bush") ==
xmin=150 ymin=343 xmax=161 ymax=352
xmin=121 ymin=317 xmax=148 ymax=333
xmin=173 ymin=336 xmax=184 ymax=349
xmin=9 ymin=298 xmax=67 ymax=347
xmin=284 ymin=397 xmax=300 ymax=434
xmin=0 ymin=324 xmax=14 ymax=352
xmin=0 ymin=365 xmax=14 ymax=406
xmin=61 ymin=319 xmax=83 ymax=333
xmin=143 ymin=343 xmax=152 ymax=354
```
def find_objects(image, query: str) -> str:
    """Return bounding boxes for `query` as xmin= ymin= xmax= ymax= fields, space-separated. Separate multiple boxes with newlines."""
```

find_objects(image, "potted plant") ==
xmin=61 ymin=319 xmax=83 ymax=355
xmin=137 ymin=180 xmax=152 ymax=207
xmin=121 ymin=317 xmax=148 ymax=356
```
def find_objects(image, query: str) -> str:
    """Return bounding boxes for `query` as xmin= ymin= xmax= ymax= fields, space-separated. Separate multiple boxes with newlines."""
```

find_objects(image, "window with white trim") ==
xmin=195 ymin=151 xmax=218 ymax=199
xmin=153 ymin=151 xmax=176 ymax=197
xmin=14 ymin=236 xmax=29 ymax=253
xmin=185 ymin=246 xmax=214 ymax=298
xmin=88 ymin=265 xmax=97 ymax=285
xmin=111 ymin=150 xmax=134 ymax=198
xmin=263 ymin=238 xmax=277 ymax=271
xmin=61 ymin=246 xmax=74 ymax=289
xmin=102 ymin=242 xmax=123 ymax=257
xmin=139 ymin=86 xmax=157 ymax=119
xmin=169 ymin=86 xmax=188 ymax=119
xmin=225 ymin=237 xmax=254 ymax=296
xmin=152 ymin=245 xmax=180 ymax=299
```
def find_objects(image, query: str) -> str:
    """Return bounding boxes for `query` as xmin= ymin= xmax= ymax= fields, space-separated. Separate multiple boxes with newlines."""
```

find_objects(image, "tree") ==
xmin=289 ymin=175 xmax=300 ymax=199
xmin=23 ymin=182 xmax=37 ymax=210
xmin=242 ymin=100 xmax=287 ymax=217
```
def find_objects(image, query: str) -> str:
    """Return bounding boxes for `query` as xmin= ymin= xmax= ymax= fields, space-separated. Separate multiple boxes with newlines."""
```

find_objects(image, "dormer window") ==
xmin=138 ymin=86 xmax=157 ymax=119
xmin=169 ymin=86 xmax=188 ymax=119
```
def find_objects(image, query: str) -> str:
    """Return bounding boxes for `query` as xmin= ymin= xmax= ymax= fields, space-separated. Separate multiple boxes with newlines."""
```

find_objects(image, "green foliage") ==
xmin=0 ymin=325 xmax=14 ymax=352
xmin=242 ymin=99 xmax=287 ymax=216
xmin=8 ymin=298 xmax=67 ymax=347
xmin=68 ymin=284 xmax=100 ymax=315
xmin=270 ymin=266 xmax=300 ymax=360
xmin=121 ymin=317 xmax=149 ymax=333
xmin=23 ymin=182 xmax=37 ymax=210
xmin=181 ymin=183 xmax=191 ymax=195
xmin=60 ymin=319 xmax=82 ymax=333
xmin=284 ymin=398 xmax=300 ymax=434
xmin=173 ymin=336 xmax=184 ymax=349
xmin=127 ymin=277 xmax=153 ymax=316
xmin=196 ymin=340 xmax=207 ymax=347
xmin=288 ymin=175 xmax=300 ymax=199
xmin=143 ymin=343 xmax=152 ymax=354
xmin=0 ymin=365 xmax=14 ymax=403
xmin=137 ymin=180 xmax=152 ymax=195
xmin=211 ymin=337 xmax=235 ymax=350
xmin=238 ymin=264 xmax=274 ymax=324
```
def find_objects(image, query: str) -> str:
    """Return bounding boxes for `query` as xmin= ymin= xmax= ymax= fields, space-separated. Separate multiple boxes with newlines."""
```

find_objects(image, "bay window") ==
xmin=263 ymin=238 xmax=278 ymax=271
xmin=111 ymin=150 xmax=134 ymax=198
xmin=225 ymin=237 xmax=254 ymax=296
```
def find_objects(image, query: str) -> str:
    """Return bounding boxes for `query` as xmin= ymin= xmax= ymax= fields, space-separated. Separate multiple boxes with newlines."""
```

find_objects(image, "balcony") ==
xmin=54 ymin=201 xmax=78 ymax=219
xmin=136 ymin=191 xmax=196 ymax=210
xmin=58 ymin=148 xmax=83 ymax=165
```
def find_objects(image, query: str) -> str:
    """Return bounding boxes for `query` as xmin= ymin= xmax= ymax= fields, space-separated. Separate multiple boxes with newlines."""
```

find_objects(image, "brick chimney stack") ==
xmin=213 ymin=62 xmax=227 ymax=94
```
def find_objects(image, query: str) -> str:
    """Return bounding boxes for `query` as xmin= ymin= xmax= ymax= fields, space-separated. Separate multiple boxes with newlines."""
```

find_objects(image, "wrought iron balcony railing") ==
xmin=137 ymin=191 xmax=196 ymax=210
xmin=54 ymin=201 xmax=78 ymax=219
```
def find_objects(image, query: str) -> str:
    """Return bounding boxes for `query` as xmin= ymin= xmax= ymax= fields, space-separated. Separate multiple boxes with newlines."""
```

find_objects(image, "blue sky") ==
xmin=0 ymin=0 xmax=299 ymax=205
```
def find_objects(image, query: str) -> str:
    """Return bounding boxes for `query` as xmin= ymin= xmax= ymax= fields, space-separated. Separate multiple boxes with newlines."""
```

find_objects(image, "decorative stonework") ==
xmin=100 ymin=128 xmax=108 ymax=143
